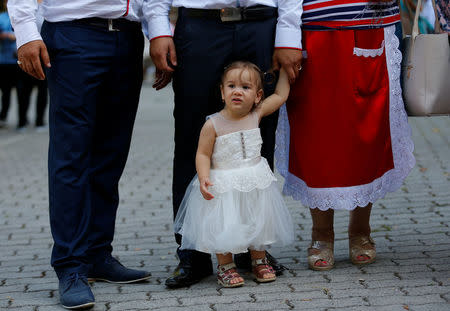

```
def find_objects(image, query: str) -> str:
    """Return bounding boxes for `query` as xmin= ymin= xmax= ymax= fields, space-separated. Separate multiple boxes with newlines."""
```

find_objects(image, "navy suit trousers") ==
xmin=41 ymin=21 xmax=143 ymax=276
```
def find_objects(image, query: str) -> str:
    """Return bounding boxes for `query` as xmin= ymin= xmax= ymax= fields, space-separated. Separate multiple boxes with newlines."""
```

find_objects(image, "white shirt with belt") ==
xmin=7 ymin=0 xmax=145 ymax=49
xmin=144 ymin=0 xmax=303 ymax=50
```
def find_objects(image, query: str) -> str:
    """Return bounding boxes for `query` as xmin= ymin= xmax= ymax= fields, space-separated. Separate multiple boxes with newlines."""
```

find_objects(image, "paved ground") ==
xmin=0 ymin=85 xmax=449 ymax=311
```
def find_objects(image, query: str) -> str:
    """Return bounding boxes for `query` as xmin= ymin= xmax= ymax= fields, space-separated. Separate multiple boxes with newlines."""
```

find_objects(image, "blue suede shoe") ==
xmin=59 ymin=272 xmax=95 ymax=310
xmin=88 ymin=256 xmax=151 ymax=284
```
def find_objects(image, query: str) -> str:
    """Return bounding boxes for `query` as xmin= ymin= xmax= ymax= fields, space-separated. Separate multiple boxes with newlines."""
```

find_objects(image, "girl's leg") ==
xmin=249 ymin=250 xmax=266 ymax=260
xmin=216 ymin=253 xmax=243 ymax=286
xmin=250 ymin=250 xmax=276 ymax=282
xmin=309 ymin=208 xmax=335 ymax=269
xmin=348 ymin=204 xmax=375 ymax=263
xmin=216 ymin=253 xmax=233 ymax=265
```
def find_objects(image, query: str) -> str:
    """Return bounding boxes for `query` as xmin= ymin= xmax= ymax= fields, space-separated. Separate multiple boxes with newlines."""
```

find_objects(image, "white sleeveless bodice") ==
xmin=202 ymin=111 xmax=276 ymax=193
xmin=212 ymin=128 xmax=262 ymax=169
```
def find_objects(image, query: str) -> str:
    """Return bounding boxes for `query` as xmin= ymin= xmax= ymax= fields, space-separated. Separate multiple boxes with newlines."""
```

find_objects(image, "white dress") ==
xmin=174 ymin=111 xmax=294 ymax=254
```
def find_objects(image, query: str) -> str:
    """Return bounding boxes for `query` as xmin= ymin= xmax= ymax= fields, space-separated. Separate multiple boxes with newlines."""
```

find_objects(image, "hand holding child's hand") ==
xmin=199 ymin=176 xmax=214 ymax=200
xmin=272 ymin=49 xmax=303 ymax=84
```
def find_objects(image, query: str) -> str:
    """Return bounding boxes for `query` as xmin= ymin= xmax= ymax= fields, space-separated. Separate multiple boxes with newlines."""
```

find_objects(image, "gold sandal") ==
xmin=349 ymin=236 xmax=376 ymax=265
xmin=252 ymin=257 xmax=276 ymax=283
xmin=217 ymin=262 xmax=244 ymax=288
xmin=308 ymin=240 xmax=334 ymax=271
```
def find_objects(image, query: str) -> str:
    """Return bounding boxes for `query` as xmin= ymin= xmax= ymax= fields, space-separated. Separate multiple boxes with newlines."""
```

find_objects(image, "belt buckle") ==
xmin=108 ymin=19 xmax=120 ymax=32
xmin=220 ymin=8 xmax=242 ymax=22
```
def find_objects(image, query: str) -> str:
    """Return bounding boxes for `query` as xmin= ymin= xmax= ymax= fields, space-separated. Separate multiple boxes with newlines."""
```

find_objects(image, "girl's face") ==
xmin=220 ymin=68 xmax=263 ymax=116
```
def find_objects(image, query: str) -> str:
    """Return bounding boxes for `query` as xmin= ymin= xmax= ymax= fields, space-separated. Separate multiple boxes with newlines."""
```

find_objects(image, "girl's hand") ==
xmin=199 ymin=176 xmax=214 ymax=200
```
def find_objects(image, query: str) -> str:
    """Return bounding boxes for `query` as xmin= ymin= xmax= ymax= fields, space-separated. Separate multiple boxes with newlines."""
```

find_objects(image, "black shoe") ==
xmin=88 ymin=256 xmax=151 ymax=284
xmin=165 ymin=249 xmax=213 ymax=289
xmin=59 ymin=272 xmax=95 ymax=310
xmin=234 ymin=251 xmax=287 ymax=276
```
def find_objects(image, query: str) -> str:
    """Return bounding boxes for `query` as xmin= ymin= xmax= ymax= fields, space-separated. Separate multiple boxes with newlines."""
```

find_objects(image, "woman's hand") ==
xmin=199 ymin=176 xmax=214 ymax=200
xmin=272 ymin=48 xmax=303 ymax=84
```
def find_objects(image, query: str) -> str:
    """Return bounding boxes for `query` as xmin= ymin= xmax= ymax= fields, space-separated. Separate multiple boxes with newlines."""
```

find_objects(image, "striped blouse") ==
xmin=301 ymin=0 xmax=401 ymax=30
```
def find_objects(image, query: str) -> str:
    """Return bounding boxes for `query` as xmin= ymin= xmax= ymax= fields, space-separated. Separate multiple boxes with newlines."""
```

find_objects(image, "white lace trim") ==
xmin=194 ymin=157 xmax=277 ymax=193
xmin=274 ymin=25 xmax=415 ymax=211
xmin=353 ymin=40 xmax=385 ymax=57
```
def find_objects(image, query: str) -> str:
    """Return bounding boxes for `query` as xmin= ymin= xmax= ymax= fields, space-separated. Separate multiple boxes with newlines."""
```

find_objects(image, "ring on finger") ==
xmin=17 ymin=60 xmax=22 ymax=65
xmin=296 ymin=65 xmax=302 ymax=71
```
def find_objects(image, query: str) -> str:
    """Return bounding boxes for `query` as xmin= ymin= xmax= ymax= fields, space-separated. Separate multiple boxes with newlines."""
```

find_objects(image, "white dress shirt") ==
xmin=8 ymin=0 xmax=145 ymax=49
xmin=144 ymin=0 xmax=303 ymax=50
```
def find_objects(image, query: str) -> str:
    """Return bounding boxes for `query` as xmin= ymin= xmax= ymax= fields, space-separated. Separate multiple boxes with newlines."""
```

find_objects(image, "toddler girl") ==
xmin=174 ymin=61 xmax=294 ymax=288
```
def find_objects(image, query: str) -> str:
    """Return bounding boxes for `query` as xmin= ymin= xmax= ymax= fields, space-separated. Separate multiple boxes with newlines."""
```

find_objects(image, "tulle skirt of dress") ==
xmin=174 ymin=178 xmax=294 ymax=255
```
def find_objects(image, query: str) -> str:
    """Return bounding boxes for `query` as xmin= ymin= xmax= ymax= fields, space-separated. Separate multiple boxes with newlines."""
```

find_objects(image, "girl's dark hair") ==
xmin=221 ymin=61 xmax=265 ymax=93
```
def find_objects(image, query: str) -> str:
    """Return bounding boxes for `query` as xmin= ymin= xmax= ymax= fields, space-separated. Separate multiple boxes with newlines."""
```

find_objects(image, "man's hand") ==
xmin=150 ymin=36 xmax=177 ymax=72
xmin=152 ymin=69 xmax=172 ymax=90
xmin=272 ymin=49 xmax=303 ymax=84
xmin=17 ymin=40 xmax=51 ymax=80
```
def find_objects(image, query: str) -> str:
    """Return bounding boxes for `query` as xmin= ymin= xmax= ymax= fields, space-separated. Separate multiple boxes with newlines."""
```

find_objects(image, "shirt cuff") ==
xmin=147 ymin=16 xmax=172 ymax=41
xmin=14 ymin=21 xmax=42 ymax=49
xmin=275 ymin=27 xmax=303 ymax=50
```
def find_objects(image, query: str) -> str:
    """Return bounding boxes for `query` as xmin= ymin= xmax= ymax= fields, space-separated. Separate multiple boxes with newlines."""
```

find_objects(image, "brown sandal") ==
xmin=217 ymin=262 xmax=244 ymax=288
xmin=349 ymin=236 xmax=376 ymax=265
xmin=308 ymin=240 xmax=335 ymax=271
xmin=252 ymin=257 xmax=276 ymax=283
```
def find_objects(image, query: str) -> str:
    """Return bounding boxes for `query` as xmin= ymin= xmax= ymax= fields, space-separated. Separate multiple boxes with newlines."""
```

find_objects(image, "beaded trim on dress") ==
xmin=274 ymin=25 xmax=415 ymax=211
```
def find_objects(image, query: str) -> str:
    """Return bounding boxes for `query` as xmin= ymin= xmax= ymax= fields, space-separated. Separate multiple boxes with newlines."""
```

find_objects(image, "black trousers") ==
xmin=172 ymin=10 xmax=278 ymax=247
xmin=0 ymin=64 xmax=19 ymax=121
xmin=16 ymin=71 xmax=48 ymax=127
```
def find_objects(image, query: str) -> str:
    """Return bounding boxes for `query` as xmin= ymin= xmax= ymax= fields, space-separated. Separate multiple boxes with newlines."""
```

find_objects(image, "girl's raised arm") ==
xmin=195 ymin=119 xmax=216 ymax=200
xmin=258 ymin=68 xmax=290 ymax=118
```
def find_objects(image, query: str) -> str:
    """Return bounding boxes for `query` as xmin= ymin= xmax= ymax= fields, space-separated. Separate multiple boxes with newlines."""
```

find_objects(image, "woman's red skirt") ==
xmin=276 ymin=26 xmax=415 ymax=210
